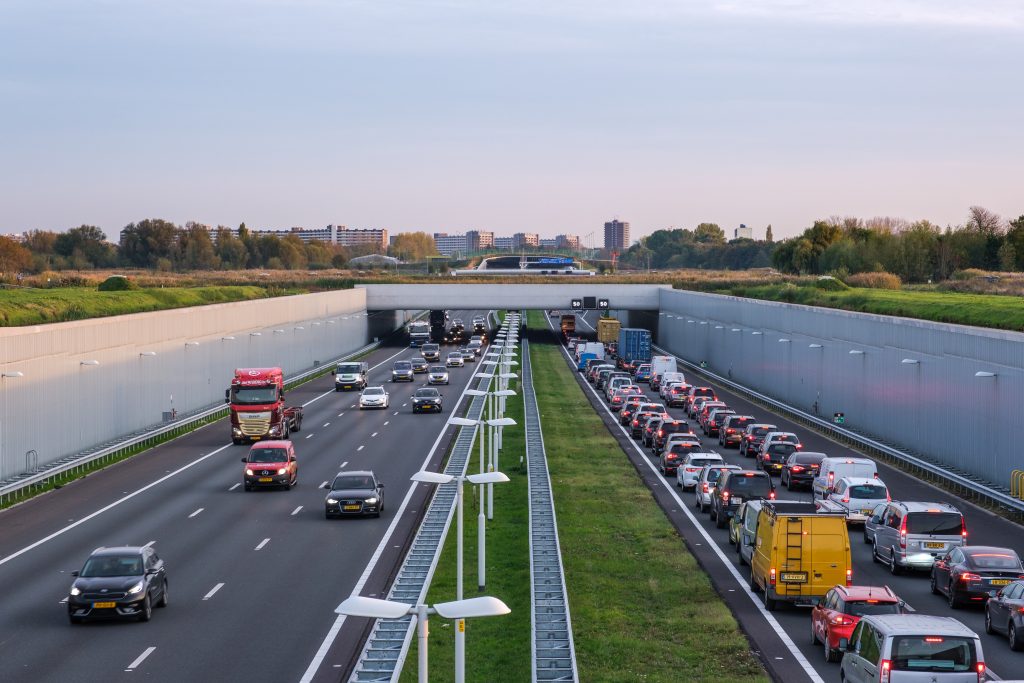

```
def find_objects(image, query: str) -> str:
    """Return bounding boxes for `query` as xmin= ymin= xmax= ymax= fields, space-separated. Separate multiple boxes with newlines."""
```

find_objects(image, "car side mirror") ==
xmin=838 ymin=637 xmax=850 ymax=652
xmin=240 ymin=457 xmax=247 ymax=462
xmin=71 ymin=570 xmax=79 ymax=577
xmin=331 ymin=369 xmax=336 ymax=376
xmin=379 ymin=483 xmax=385 ymax=488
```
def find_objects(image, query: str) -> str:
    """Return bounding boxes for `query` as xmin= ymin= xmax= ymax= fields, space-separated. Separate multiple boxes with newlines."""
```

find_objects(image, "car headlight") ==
xmin=245 ymin=468 xmax=254 ymax=476
xmin=70 ymin=586 xmax=81 ymax=596
xmin=233 ymin=428 xmax=242 ymax=435
xmin=277 ymin=467 xmax=287 ymax=475
xmin=364 ymin=497 xmax=379 ymax=505
xmin=326 ymin=498 xmax=338 ymax=504
xmin=128 ymin=581 xmax=145 ymax=595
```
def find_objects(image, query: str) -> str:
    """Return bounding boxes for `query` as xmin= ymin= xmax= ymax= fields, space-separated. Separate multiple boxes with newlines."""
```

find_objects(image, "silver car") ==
xmin=870 ymin=501 xmax=966 ymax=574
xmin=446 ymin=352 xmax=464 ymax=367
xmin=428 ymin=366 xmax=450 ymax=385
xmin=358 ymin=386 xmax=389 ymax=410
xmin=675 ymin=452 xmax=724 ymax=490
xmin=694 ymin=464 xmax=741 ymax=513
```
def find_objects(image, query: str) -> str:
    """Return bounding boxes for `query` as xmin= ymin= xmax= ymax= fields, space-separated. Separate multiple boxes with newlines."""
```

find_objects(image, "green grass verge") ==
xmin=698 ymin=283 xmax=1024 ymax=332
xmin=0 ymin=285 xmax=291 ymax=326
xmin=529 ymin=322 xmax=767 ymax=682
xmin=400 ymin=351 xmax=531 ymax=682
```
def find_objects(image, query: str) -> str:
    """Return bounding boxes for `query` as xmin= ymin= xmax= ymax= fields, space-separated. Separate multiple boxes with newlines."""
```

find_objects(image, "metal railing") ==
xmin=1012 ymin=470 xmax=1024 ymax=501
xmin=523 ymin=339 xmax=579 ymax=682
xmin=652 ymin=343 xmax=1024 ymax=519
xmin=0 ymin=340 xmax=382 ymax=506
xmin=348 ymin=362 xmax=497 ymax=682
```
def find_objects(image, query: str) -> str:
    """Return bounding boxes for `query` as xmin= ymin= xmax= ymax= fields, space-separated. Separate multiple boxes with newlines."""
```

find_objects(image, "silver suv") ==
xmin=870 ymin=501 xmax=966 ymax=575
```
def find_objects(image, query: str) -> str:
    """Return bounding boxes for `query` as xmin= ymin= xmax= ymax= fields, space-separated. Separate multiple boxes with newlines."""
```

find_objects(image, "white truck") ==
xmin=650 ymin=355 xmax=676 ymax=384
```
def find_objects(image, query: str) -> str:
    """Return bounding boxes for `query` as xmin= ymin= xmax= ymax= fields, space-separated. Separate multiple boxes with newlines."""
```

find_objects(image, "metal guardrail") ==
xmin=652 ymin=343 xmax=1024 ymax=518
xmin=0 ymin=340 xmax=382 ymax=505
xmin=522 ymin=339 xmax=579 ymax=682
xmin=348 ymin=359 xmax=498 ymax=682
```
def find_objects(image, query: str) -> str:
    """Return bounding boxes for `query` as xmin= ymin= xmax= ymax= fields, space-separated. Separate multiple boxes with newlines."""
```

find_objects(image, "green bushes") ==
xmin=97 ymin=275 xmax=138 ymax=291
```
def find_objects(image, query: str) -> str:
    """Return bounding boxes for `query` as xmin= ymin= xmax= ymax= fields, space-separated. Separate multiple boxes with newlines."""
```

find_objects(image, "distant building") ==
xmin=604 ymin=220 xmax=630 ymax=251
xmin=734 ymin=224 xmax=753 ymax=240
xmin=332 ymin=225 xmax=388 ymax=250
xmin=556 ymin=234 xmax=581 ymax=250
xmin=433 ymin=232 xmax=469 ymax=257
xmin=493 ymin=237 xmax=514 ymax=249
xmin=539 ymin=238 xmax=558 ymax=248
xmin=512 ymin=232 xmax=539 ymax=249
xmin=466 ymin=230 xmax=494 ymax=252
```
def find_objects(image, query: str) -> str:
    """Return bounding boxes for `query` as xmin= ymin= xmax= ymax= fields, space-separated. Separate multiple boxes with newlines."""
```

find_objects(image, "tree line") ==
xmin=620 ymin=207 xmax=1024 ymax=282
xmin=0 ymin=220 xmax=439 ymax=275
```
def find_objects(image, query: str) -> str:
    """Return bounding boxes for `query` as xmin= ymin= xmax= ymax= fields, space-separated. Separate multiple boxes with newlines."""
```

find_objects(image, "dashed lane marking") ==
xmin=203 ymin=583 xmax=224 ymax=601
xmin=126 ymin=647 xmax=156 ymax=671
xmin=291 ymin=506 xmax=303 ymax=516
xmin=255 ymin=538 xmax=270 ymax=551
xmin=188 ymin=508 xmax=203 ymax=519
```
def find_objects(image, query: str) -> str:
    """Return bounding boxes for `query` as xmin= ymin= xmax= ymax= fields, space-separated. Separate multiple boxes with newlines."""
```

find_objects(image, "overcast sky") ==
xmin=1 ymin=1 xmax=1021 ymax=243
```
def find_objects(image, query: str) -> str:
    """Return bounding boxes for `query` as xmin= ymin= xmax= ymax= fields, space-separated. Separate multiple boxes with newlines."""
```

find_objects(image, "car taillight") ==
xmin=976 ymin=662 xmax=985 ymax=682
xmin=846 ymin=568 xmax=852 ymax=586
xmin=721 ymin=491 xmax=729 ymax=501
xmin=769 ymin=490 xmax=776 ymax=500
xmin=962 ymin=519 xmax=968 ymax=540
xmin=961 ymin=572 xmax=981 ymax=582
xmin=726 ymin=428 xmax=734 ymax=434
xmin=658 ymin=430 xmax=664 ymax=437
xmin=702 ymin=483 xmax=709 ymax=493
xmin=899 ymin=517 xmax=907 ymax=549
xmin=769 ymin=567 xmax=776 ymax=586
xmin=795 ymin=444 xmax=803 ymax=450
xmin=842 ymin=495 xmax=850 ymax=503
xmin=685 ymin=467 xmax=700 ymax=473
xmin=666 ymin=454 xmax=678 ymax=460
xmin=828 ymin=471 xmax=834 ymax=483
xmin=829 ymin=615 xmax=855 ymax=626
xmin=791 ymin=466 xmax=805 ymax=473
xmin=879 ymin=659 xmax=891 ymax=683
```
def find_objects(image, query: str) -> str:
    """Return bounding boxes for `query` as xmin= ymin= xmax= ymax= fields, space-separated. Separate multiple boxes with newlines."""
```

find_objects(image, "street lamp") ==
xmin=335 ymin=595 xmax=510 ymax=683
xmin=411 ymin=469 xmax=510 ymax=681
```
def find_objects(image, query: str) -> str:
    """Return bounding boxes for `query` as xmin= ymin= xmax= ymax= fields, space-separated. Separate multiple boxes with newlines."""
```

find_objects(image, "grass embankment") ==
xmin=0 ymin=286 xmax=289 ymax=326
xmin=400 ymin=349 xmax=531 ymax=682
xmin=689 ymin=282 xmax=1024 ymax=332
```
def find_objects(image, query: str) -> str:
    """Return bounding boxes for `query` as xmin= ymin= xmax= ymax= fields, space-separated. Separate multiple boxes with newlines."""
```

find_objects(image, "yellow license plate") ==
xmin=990 ymin=579 xmax=1011 ymax=585
xmin=780 ymin=572 xmax=808 ymax=583
xmin=925 ymin=542 xmax=944 ymax=549
xmin=344 ymin=504 xmax=360 ymax=511
xmin=258 ymin=477 xmax=273 ymax=482
xmin=93 ymin=601 xmax=117 ymax=608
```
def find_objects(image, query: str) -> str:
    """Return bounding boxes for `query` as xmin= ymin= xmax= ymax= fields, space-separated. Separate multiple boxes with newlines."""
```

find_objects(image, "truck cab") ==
xmin=227 ymin=368 xmax=303 ymax=444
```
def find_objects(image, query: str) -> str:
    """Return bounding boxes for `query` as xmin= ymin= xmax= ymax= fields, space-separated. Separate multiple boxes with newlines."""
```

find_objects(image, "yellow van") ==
xmin=748 ymin=501 xmax=852 ymax=610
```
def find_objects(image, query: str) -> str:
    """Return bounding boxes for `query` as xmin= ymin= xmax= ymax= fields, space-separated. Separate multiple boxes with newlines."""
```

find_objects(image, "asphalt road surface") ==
xmin=0 ymin=310 xmax=494 ymax=683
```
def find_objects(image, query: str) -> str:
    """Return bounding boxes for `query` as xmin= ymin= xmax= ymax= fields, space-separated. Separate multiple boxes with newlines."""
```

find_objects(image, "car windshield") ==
xmin=430 ymin=366 xmax=446 ymax=373
xmin=81 ymin=555 xmax=144 ymax=577
xmin=333 ymin=475 xmax=374 ymax=490
xmin=415 ymin=389 xmax=439 ymax=398
xmin=248 ymin=448 xmax=287 ymax=463
xmin=752 ymin=427 xmax=774 ymax=437
xmin=890 ymin=636 xmax=976 ymax=672
xmin=848 ymin=484 xmax=887 ymax=499
xmin=729 ymin=418 xmax=755 ymax=429
xmin=670 ymin=443 xmax=701 ymax=455
xmin=689 ymin=457 xmax=723 ymax=467
xmin=448 ymin=353 xmax=461 ymax=359
xmin=727 ymin=475 xmax=771 ymax=495
xmin=768 ymin=444 xmax=797 ymax=458
xmin=794 ymin=454 xmax=824 ymax=465
xmin=363 ymin=388 xmax=384 ymax=396
xmin=846 ymin=601 xmax=902 ymax=617
xmin=231 ymin=386 xmax=278 ymax=405
xmin=905 ymin=512 xmax=962 ymax=535
xmin=394 ymin=362 xmax=412 ymax=370
xmin=337 ymin=364 xmax=361 ymax=374
xmin=968 ymin=551 xmax=1022 ymax=569
xmin=707 ymin=468 xmax=735 ymax=482
xmin=662 ymin=422 xmax=686 ymax=433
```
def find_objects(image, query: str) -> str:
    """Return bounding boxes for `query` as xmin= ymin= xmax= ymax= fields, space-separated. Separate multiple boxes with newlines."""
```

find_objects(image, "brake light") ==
xmin=846 ymin=568 xmax=852 ymax=586
xmin=962 ymin=519 xmax=968 ymax=540
xmin=961 ymin=572 xmax=981 ymax=582
xmin=879 ymin=659 xmax=891 ymax=683
xmin=667 ymin=454 xmax=678 ymax=461
xmin=976 ymin=662 xmax=986 ymax=682
xmin=769 ymin=567 xmax=776 ymax=586
xmin=795 ymin=444 xmax=802 ymax=449
xmin=658 ymin=430 xmax=664 ymax=437
xmin=842 ymin=494 xmax=850 ymax=503
xmin=769 ymin=490 xmax=776 ymax=500
xmin=791 ymin=465 xmax=805 ymax=473
xmin=721 ymin=491 xmax=729 ymax=501
xmin=924 ymin=637 xmax=944 ymax=643
xmin=726 ymin=428 xmax=734 ymax=434
xmin=702 ymin=483 xmax=709 ymax=493
xmin=685 ymin=467 xmax=700 ymax=472
xmin=899 ymin=516 xmax=907 ymax=549
xmin=829 ymin=614 xmax=855 ymax=626
xmin=828 ymin=471 xmax=834 ymax=483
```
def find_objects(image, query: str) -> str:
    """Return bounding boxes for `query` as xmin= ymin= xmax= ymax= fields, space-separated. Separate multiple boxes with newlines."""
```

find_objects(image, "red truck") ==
xmin=226 ymin=367 xmax=304 ymax=445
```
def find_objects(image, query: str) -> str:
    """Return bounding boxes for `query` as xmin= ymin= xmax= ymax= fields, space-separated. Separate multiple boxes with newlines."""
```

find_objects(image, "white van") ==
xmin=333 ymin=361 xmax=369 ymax=391
xmin=650 ymin=355 xmax=676 ymax=380
xmin=577 ymin=342 xmax=605 ymax=362
xmin=812 ymin=456 xmax=878 ymax=499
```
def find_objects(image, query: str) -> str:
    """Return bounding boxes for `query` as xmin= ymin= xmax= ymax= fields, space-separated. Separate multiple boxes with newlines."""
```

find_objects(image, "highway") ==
xmin=566 ymin=310 xmax=1024 ymax=682
xmin=0 ymin=310 xmax=495 ymax=683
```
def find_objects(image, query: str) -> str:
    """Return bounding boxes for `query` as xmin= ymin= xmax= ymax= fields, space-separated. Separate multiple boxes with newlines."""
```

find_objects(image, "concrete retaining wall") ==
xmin=656 ymin=289 xmax=1023 ymax=489
xmin=0 ymin=290 xmax=380 ymax=480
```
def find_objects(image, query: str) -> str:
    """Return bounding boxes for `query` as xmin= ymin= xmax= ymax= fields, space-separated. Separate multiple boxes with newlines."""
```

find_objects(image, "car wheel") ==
xmin=715 ymin=510 xmax=727 ymax=529
xmin=947 ymin=583 xmax=960 ymax=609
xmin=984 ymin=607 xmax=995 ymax=634
xmin=811 ymin=622 xmax=819 ymax=645
xmin=1010 ymin=622 xmax=1024 ymax=652
xmin=68 ymin=613 xmax=83 ymax=625
xmin=871 ymin=541 xmax=880 ymax=563
xmin=157 ymin=580 xmax=168 ymax=608
xmin=243 ymin=484 xmax=252 ymax=492
xmin=695 ymin=496 xmax=702 ymax=510
xmin=138 ymin=595 xmax=152 ymax=622
xmin=763 ymin=591 xmax=777 ymax=611
xmin=824 ymin=636 xmax=837 ymax=663
xmin=888 ymin=549 xmax=901 ymax=575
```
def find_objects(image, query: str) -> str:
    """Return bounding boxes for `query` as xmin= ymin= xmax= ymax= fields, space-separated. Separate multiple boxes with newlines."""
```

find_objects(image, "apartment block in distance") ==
xmin=466 ymin=230 xmax=494 ymax=252
xmin=433 ymin=232 xmax=469 ymax=257
xmin=330 ymin=225 xmax=388 ymax=251
xmin=604 ymin=219 xmax=630 ymax=251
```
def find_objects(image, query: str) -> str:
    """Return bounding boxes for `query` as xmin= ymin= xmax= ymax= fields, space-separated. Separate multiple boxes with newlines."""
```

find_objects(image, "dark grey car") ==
xmin=324 ymin=471 xmax=384 ymax=518
xmin=67 ymin=546 xmax=168 ymax=623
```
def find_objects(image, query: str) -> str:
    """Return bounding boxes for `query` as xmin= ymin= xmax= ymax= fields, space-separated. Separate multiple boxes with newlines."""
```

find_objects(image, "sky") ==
xmin=1 ymin=0 xmax=1022 ymax=244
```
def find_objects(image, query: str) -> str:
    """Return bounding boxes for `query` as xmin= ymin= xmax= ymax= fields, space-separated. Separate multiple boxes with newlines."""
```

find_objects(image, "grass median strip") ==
xmin=531 ymin=331 xmax=768 ymax=682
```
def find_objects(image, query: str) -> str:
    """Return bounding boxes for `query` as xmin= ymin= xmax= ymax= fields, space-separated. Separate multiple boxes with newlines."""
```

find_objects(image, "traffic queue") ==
xmin=564 ymin=327 xmax=1024 ymax=679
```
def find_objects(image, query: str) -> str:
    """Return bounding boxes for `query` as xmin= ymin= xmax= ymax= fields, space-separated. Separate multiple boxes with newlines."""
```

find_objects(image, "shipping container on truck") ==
xmin=617 ymin=328 xmax=652 ymax=364
xmin=596 ymin=317 xmax=621 ymax=344
xmin=226 ymin=367 xmax=303 ymax=445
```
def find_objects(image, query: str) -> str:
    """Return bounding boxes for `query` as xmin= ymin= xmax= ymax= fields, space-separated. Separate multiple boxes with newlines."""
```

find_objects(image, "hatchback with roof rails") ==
xmin=641 ymin=416 xmax=663 ymax=447
xmin=720 ymin=415 xmax=756 ymax=447
xmin=675 ymin=452 xmax=724 ymax=489
xmin=685 ymin=386 xmax=717 ymax=412
xmin=630 ymin=405 xmax=668 ymax=437
xmin=659 ymin=441 xmax=708 ymax=477
xmin=758 ymin=441 xmax=799 ymax=476
xmin=739 ymin=423 xmax=780 ymax=457
xmin=695 ymin=464 xmax=742 ymax=513
xmin=652 ymin=419 xmax=690 ymax=454
xmin=704 ymin=408 xmax=736 ymax=438
xmin=697 ymin=402 xmax=728 ymax=429
xmin=711 ymin=470 xmax=776 ymax=528
xmin=812 ymin=585 xmax=905 ymax=663
xmin=870 ymin=501 xmax=966 ymax=574
xmin=67 ymin=545 xmax=168 ymax=623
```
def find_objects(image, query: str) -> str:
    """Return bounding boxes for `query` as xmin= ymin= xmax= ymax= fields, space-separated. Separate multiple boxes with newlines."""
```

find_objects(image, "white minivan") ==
xmin=839 ymin=614 xmax=985 ymax=683
xmin=812 ymin=456 xmax=878 ymax=499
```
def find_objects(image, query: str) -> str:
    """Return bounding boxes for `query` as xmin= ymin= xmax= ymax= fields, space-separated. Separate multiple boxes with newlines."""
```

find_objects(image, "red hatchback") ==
xmin=811 ymin=585 xmax=903 ymax=662
xmin=241 ymin=440 xmax=298 ymax=490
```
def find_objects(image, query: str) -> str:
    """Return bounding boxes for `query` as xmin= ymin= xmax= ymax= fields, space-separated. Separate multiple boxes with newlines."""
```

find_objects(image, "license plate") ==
xmin=343 ymin=504 xmax=360 ymax=511
xmin=925 ymin=542 xmax=944 ymax=549
xmin=780 ymin=572 xmax=808 ymax=583
xmin=93 ymin=601 xmax=117 ymax=608
xmin=259 ymin=477 xmax=273 ymax=482
xmin=990 ymin=579 xmax=1011 ymax=586
xmin=861 ymin=509 xmax=873 ymax=515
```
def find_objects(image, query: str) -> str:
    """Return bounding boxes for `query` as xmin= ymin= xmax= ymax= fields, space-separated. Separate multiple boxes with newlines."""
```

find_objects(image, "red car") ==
xmin=241 ymin=440 xmax=298 ymax=490
xmin=811 ymin=585 xmax=903 ymax=662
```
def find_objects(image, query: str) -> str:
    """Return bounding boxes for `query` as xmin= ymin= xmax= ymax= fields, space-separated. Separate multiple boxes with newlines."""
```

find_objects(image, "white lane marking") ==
xmin=0 ymin=443 xmax=233 ymax=569
xmin=228 ymin=483 xmax=240 ymax=491
xmin=305 ymin=434 xmax=314 ymax=439
xmin=126 ymin=646 xmax=156 ymax=671
xmin=59 ymin=597 xmax=68 ymax=604
xmin=301 ymin=346 xmax=409 ymax=409
xmin=351 ymin=404 xmax=357 ymax=408
xmin=357 ymin=445 xmax=365 ymax=452
xmin=402 ymin=403 xmax=407 ymax=407
xmin=320 ymin=480 xmax=329 ymax=488
xmin=188 ymin=508 xmax=204 ymax=519
xmin=291 ymin=506 xmax=303 ymax=516
xmin=143 ymin=540 xmax=155 ymax=548
xmin=370 ymin=432 xmax=378 ymax=438
xmin=393 ymin=411 xmax=399 ymax=416
xmin=553 ymin=325 xmax=825 ymax=683
xmin=202 ymin=583 xmax=225 ymax=601
xmin=383 ymin=421 xmax=389 ymax=426
xmin=339 ymin=461 xmax=348 ymax=469
xmin=255 ymin=538 xmax=270 ymax=551
xmin=323 ymin=422 xmax=330 ymax=427
xmin=300 ymin=333 xmax=488 ymax=683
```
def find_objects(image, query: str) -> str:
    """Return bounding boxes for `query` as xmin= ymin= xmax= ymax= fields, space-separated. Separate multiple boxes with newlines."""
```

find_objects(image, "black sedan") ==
xmin=780 ymin=450 xmax=822 ymax=489
xmin=931 ymin=546 xmax=1024 ymax=609
xmin=985 ymin=579 xmax=1024 ymax=650
xmin=412 ymin=387 xmax=443 ymax=413
xmin=324 ymin=470 xmax=384 ymax=518
xmin=67 ymin=546 xmax=168 ymax=623
xmin=410 ymin=357 xmax=429 ymax=373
